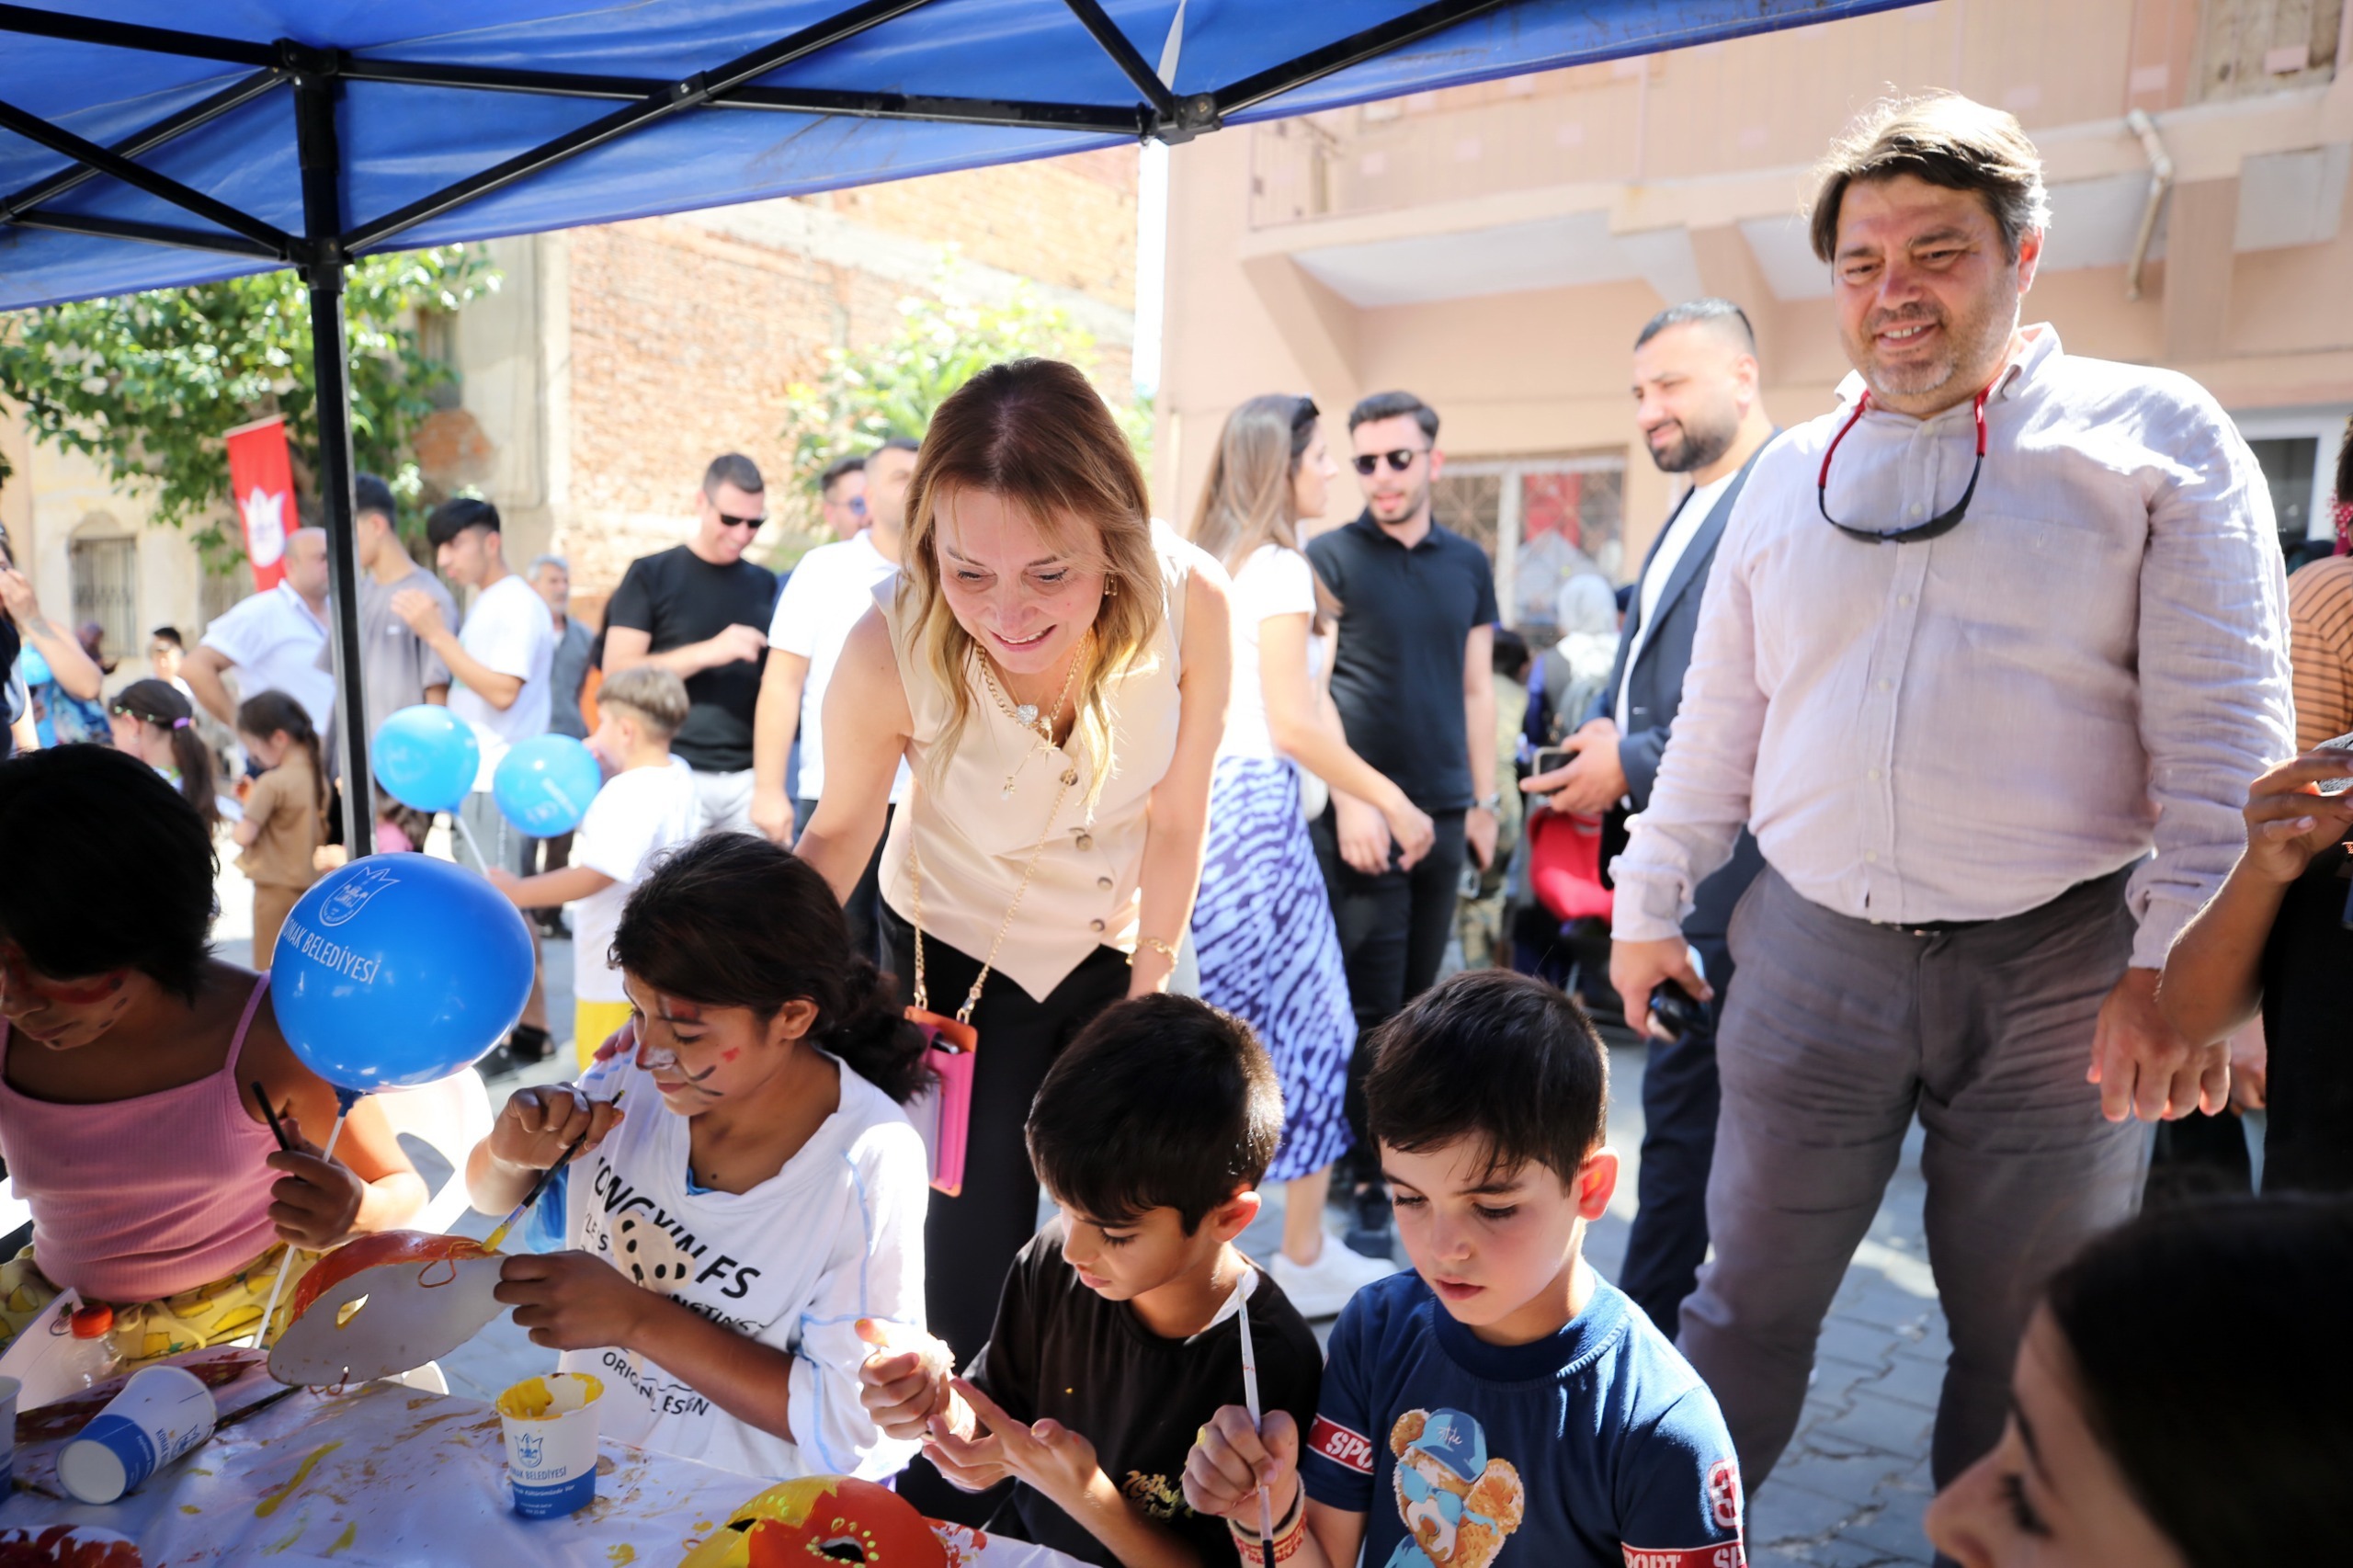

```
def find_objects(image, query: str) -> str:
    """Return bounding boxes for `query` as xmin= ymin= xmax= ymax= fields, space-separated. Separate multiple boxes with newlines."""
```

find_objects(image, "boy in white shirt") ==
xmin=489 ymin=665 xmax=699 ymax=1065
xmin=399 ymin=496 xmax=559 ymax=1067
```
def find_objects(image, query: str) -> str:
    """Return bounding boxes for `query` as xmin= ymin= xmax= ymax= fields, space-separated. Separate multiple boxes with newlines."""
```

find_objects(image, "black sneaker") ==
xmin=1343 ymin=1181 xmax=1395 ymax=1261
xmin=481 ymin=1023 xmax=555 ymax=1081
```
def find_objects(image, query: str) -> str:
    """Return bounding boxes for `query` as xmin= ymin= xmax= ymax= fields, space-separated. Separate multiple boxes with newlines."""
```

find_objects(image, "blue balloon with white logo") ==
xmin=371 ymin=704 xmax=480 ymax=815
xmin=272 ymin=853 xmax=533 ymax=1090
xmin=492 ymin=733 xmax=603 ymax=837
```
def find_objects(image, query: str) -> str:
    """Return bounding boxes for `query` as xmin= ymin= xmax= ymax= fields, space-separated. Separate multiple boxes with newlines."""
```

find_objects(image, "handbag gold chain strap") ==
xmin=910 ymin=764 xmax=1077 ymax=1026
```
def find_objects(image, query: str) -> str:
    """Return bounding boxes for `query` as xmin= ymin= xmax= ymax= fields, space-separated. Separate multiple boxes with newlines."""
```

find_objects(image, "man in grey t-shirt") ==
xmin=320 ymin=474 xmax=456 ymax=846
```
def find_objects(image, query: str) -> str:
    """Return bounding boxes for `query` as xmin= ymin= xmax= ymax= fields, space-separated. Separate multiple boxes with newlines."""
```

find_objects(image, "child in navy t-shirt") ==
xmin=1183 ymin=971 xmax=1746 ymax=1568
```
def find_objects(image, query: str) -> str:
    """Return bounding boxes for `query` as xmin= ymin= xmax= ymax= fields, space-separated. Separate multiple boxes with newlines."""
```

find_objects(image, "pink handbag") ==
xmin=904 ymin=1009 xmax=978 ymax=1197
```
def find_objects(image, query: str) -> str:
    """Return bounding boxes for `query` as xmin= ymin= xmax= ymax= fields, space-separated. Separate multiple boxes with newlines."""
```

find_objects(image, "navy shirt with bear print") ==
xmin=1300 ymin=1270 xmax=1745 ymax=1568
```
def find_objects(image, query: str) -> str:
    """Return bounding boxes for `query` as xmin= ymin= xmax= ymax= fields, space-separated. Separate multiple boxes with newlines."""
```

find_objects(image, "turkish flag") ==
xmin=224 ymin=415 xmax=295 ymax=591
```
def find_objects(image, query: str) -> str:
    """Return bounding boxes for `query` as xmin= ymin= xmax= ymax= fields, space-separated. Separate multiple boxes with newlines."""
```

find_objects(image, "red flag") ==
xmin=224 ymin=415 xmax=296 ymax=591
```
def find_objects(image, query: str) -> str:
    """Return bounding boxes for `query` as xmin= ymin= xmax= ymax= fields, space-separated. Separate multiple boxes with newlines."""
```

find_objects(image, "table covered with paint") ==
xmin=0 ymin=1364 xmax=1082 ymax=1568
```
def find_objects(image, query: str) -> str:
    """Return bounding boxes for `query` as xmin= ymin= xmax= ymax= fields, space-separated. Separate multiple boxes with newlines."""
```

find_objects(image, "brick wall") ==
xmin=824 ymin=146 xmax=1139 ymax=310
xmin=555 ymin=146 xmax=1140 ymax=612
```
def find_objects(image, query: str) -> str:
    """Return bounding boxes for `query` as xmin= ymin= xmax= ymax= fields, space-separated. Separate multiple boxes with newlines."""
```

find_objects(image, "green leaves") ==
xmin=0 ymin=247 xmax=495 ymax=573
xmin=777 ymin=258 xmax=1148 ymax=557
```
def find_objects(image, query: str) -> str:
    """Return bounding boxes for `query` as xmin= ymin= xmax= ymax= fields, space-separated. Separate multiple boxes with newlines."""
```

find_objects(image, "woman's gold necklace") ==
xmin=979 ymin=637 xmax=1088 ymax=800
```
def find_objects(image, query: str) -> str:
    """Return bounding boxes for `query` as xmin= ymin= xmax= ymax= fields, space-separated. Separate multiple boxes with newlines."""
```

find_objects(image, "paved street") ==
xmin=222 ymin=854 xmax=1943 ymax=1562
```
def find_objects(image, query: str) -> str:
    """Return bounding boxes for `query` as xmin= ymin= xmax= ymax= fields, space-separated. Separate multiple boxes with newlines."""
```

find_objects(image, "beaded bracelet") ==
xmin=1227 ymin=1483 xmax=1307 ymax=1562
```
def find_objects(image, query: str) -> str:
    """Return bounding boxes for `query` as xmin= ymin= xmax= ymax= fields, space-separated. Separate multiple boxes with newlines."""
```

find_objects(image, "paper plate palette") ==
xmin=267 ymin=1231 xmax=506 ymax=1387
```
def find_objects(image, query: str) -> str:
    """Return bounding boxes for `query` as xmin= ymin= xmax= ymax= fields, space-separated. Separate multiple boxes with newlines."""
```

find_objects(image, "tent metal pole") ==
xmin=1 ymin=209 xmax=278 ymax=256
xmin=292 ymin=64 xmax=373 ymax=859
xmin=0 ymin=66 xmax=283 ymax=222
xmin=1215 ymin=0 xmax=1514 ymax=118
xmin=1058 ymin=0 xmax=1181 ymax=119
xmin=0 ymin=95 xmax=290 ymax=254
xmin=342 ymin=0 xmax=937 ymax=255
xmin=0 ymin=4 xmax=273 ymax=66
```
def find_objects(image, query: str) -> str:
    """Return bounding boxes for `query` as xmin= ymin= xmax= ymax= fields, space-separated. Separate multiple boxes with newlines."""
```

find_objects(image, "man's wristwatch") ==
xmin=1474 ymin=791 xmax=1502 ymax=812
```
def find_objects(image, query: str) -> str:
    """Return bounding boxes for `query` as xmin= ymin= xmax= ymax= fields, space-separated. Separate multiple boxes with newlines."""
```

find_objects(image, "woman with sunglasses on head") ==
xmin=1186 ymin=393 xmax=1433 ymax=1317
xmin=1926 ymin=1193 xmax=2353 ymax=1566
xmin=108 ymin=676 xmax=222 ymax=831
xmin=0 ymin=745 xmax=423 ymax=1367
xmin=795 ymin=358 xmax=1232 ymax=1373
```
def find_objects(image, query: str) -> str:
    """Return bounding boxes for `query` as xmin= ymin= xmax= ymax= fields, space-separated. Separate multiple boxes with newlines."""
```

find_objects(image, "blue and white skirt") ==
xmin=1191 ymin=755 xmax=1357 ymax=1183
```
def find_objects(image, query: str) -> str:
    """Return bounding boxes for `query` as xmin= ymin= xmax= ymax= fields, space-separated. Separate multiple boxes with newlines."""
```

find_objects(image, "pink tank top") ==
xmin=0 ymin=973 xmax=283 ymax=1302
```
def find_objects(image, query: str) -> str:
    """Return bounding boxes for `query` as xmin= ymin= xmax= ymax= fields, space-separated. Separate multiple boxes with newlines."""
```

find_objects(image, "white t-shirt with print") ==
xmin=567 ymin=756 xmax=700 ymax=1004
xmin=1218 ymin=543 xmax=1319 ymax=762
xmin=448 ymin=573 xmax=554 ymax=789
xmin=558 ymin=1049 xmax=929 ymax=1482
xmin=767 ymin=530 xmax=911 ymax=803
xmin=200 ymin=583 xmax=335 ymax=729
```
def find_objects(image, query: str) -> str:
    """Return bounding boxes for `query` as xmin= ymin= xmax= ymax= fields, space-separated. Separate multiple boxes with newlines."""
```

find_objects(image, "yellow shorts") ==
xmin=574 ymin=999 xmax=636 ymax=1070
xmin=0 ymin=1243 xmax=321 ymax=1367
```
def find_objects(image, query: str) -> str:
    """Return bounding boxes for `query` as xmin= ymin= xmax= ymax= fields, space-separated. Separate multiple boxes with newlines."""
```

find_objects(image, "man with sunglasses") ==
xmin=1305 ymin=389 xmax=1499 ymax=1260
xmin=1605 ymin=93 xmax=2293 ymax=1494
xmin=818 ymin=452 xmax=869 ymax=542
xmin=603 ymin=452 xmax=781 ymax=835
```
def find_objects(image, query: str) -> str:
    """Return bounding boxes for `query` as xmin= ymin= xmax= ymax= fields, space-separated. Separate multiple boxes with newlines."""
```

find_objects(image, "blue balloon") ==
xmin=371 ymin=705 xmax=480 ymax=814
xmin=273 ymin=853 xmax=533 ymax=1090
xmin=493 ymin=733 xmax=604 ymax=837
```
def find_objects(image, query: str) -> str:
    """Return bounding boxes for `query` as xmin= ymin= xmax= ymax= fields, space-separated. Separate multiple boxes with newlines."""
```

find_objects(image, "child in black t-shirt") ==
xmin=858 ymin=995 xmax=1324 ymax=1567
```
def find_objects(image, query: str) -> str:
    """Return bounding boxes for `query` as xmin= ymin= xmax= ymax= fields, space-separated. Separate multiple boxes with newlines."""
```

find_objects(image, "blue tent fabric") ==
xmin=0 ymin=0 xmax=1921 ymax=849
xmin=0 ymin=0 xmax=1921 ymax=312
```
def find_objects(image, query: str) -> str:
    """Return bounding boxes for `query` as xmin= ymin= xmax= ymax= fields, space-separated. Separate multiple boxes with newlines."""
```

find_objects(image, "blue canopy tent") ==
xmin=0 ymin=0 xmax=1913 ymax=851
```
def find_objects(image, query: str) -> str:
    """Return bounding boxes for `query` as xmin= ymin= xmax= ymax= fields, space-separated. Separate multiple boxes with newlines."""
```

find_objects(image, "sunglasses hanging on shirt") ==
xmin=1817 ymin=383 xmax=1991 ymax=544
xmin=1351 ymin=448 xmax=1427 ymax=476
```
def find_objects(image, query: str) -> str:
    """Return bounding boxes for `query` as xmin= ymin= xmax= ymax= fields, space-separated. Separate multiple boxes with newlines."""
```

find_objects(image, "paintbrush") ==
xmin=483 ymin=1091 xmax=621 ymax=1253
xmin=252 ymin=1081 xmax=295 ymax=1152
xmin=1236 ymin=1267 xmax=1278 ymax=1568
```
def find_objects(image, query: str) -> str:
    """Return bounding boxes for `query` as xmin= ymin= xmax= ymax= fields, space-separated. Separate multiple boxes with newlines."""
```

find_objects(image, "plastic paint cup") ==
xmin=0 ymin=1375 xmax=17 ymax=1492
xmin=495 ymin=1372 xmax=603 ymax=1518
xmin=55 ymin=1364 xmax=218 ymax=1504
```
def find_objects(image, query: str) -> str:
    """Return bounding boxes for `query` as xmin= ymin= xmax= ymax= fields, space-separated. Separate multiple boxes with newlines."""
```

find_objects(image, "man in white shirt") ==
xmin=184 ymin=527 xmax=335 ymax=731
xmin=394 ymin=495 xmax=557 ymax=1067
xmin=1524 ymin=298 xmax=1774 ymax=1343
xmin=1608 ymin=95 xmax=2293 ymax=1488
xmin=751 ymin=436 xmax=918 ymax=960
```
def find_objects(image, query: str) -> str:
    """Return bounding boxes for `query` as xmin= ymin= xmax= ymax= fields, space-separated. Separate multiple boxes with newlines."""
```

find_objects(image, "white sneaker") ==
xmin=1272 ymin=1239 xmax=1397 ymax=1319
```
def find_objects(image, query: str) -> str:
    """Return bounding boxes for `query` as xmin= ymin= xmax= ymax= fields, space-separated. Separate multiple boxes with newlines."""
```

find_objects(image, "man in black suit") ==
xmin=1524 ymin=298 xmax=1775 ymax=1334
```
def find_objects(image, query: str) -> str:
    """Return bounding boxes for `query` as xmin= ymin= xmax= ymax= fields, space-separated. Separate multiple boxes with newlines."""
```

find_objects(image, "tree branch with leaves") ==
xmin=0 ymin=246 xmax=496 ymax=571
xmin=776 ymin=262 xmax=1149 ymax=564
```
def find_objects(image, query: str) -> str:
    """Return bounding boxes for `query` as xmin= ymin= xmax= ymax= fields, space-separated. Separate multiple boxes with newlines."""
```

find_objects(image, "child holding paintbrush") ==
xmin=465 ymin=833 xmax=935 ymax=1481
xmin=858 ymin=996 xmax=1323 ymax=1568
xmin=0 ymin=745 xmax=422 ymax=1365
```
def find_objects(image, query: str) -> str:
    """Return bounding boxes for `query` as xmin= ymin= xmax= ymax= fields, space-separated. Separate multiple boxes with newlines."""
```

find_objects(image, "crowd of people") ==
xmin=0 ymin=87 xmax=2347 ymax=1567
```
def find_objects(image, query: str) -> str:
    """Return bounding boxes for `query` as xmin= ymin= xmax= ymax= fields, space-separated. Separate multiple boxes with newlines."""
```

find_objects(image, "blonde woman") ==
xmin=798 ymin=358 xmax=1232 ymax=1365
xmin=1188 ymin=394 xmax=1434 ymax=1316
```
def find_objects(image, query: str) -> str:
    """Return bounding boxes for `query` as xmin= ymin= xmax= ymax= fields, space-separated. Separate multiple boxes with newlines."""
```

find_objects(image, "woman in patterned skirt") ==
xmin=1188 ymin=394 xmax=1437 ymax=1316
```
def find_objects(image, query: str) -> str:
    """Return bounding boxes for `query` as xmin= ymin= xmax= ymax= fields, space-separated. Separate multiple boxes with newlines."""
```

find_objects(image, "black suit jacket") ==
xmin=1585 ymin=441 xmax=1771 ymax=943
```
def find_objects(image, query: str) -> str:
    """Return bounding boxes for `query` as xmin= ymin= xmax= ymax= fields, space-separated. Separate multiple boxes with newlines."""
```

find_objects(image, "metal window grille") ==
xmin=68 ymin=536 xmax=139 ymax=665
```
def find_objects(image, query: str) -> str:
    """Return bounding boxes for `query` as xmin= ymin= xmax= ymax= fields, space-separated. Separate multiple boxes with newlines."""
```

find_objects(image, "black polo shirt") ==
xmin=603 ymin=544 xmax=778 ymax=773
xmin=1306 ymin=512 xmax=1498 ymax=813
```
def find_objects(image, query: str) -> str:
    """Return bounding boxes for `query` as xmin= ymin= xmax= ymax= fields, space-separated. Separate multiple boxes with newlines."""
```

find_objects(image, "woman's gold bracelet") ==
xmin=1131 ymin=934 xmax=1180 ymax=965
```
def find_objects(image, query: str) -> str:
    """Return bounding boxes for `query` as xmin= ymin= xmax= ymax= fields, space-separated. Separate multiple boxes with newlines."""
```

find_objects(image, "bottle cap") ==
xmin=69 ymin=1303 xmax=113 ymax=1339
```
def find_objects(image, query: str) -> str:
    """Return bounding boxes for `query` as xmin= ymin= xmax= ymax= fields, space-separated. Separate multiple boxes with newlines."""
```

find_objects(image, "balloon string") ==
xmin=449 ymin=813 xmax=490 ymax=874
xmin=248 ymin=1109 xmax=350 ymax=1348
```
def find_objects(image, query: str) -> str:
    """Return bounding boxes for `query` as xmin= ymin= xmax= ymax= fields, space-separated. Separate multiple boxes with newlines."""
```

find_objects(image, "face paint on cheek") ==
xmin=720 ymin=1048 xmax=740 ymax=1063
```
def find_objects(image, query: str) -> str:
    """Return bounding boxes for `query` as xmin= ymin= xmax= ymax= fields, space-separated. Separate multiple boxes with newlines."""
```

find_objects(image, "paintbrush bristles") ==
xmin=484 ymin=1092 xmax=620 ymax=1253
